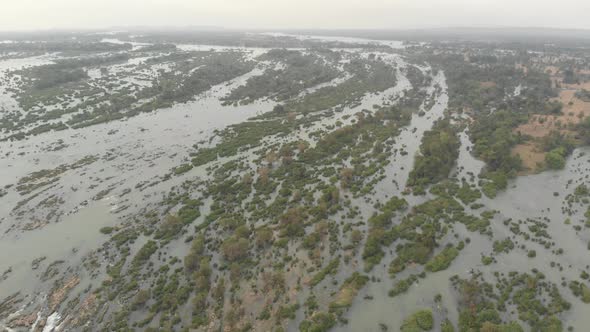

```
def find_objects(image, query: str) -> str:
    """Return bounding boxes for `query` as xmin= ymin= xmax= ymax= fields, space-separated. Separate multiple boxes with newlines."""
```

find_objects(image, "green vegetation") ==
xmin=545 ymin=148 xmax=567 ymax=170
xmin=408 ymin=119 xmax=460 ymax=191
xmin=425 ymin=244 xmax=460 ymax=272
xmin=3 ymin=50 xmax=255 ymax=140
xmin=493 ymin=238 xmax=515 ymax=254
xmin=222 ymin=49 xmax=339 ymax=104
xmin=569 ymin=281 xmax=590 ymax=303
xmin=13 ymin=36 xmax=589 ymax=331
xmin=441 ymin=319 xmax=455 ymax=332
xmin=310 ymin=258 xmax=340 ymax=287
xmin=173 ymin=164 xmax=193 ymax=175
xmin=540 ymin=131 xmax=575 ymax=170
xmin=15 ymin=155 xmax=98 ymax=195
xmin=575 ymin=89 xmax=590 ymax=102
xmin=389 ymin=275 xmax=418 ymax=297
xmin=99 ymin=226 xmax=115 ymax=234
xmin=452 ymin=271 xmax=570 ymax=331
xmin=470 ymin=110 xmax=524 ymax=197
xmin=329 ymin=272 xmax=369 ymax=309
xmin=363 ymin=196 xmax=408 ymax=271
xmin=299 ymin=312 xmax=336 ymax=332
xmin=400 ymin=309 xmax=434 ymax=332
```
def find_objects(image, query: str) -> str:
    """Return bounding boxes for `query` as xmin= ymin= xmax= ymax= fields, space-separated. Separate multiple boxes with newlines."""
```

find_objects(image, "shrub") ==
xmin=425 ymin=245 xmax=459 ymax=272
xmin=401 ymin=309 xmax=434 ymax=331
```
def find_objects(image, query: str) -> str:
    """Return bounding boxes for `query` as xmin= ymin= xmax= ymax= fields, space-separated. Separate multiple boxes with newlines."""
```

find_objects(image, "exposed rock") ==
xmin=49 ymin=276 xmax=80 ymax=311
xmin=8 ymin=311 xmax=38 ymax=328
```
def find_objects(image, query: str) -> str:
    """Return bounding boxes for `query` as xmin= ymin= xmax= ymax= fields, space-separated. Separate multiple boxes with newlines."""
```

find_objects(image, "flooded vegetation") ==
xmin=1 ymin=29 xmax=590 ymax=332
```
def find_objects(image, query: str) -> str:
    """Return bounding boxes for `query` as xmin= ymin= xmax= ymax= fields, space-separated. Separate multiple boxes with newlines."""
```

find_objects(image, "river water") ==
xmin=1 ymin=33 xmax=589 ymax=331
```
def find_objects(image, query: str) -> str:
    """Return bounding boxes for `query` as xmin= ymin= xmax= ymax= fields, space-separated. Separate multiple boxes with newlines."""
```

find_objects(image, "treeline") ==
xmin=408 ymin=119 xmax=460 ymax=192
xmin=427 ymin=51 xmax=562 ymax=195
xmin=222 ymin=49 xmax=340 ymax=104
xmin=469 ymin=110 xmax=525 ymax=196
xmin=0 ymin=41 xmax=132 ymax=54
xmin=20 ymin=54 xmax=131 ymax=90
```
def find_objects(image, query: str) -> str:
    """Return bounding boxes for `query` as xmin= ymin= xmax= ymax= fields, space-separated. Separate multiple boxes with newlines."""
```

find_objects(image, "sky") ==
xmin=2 ymin=0 xmax=590 ymax=31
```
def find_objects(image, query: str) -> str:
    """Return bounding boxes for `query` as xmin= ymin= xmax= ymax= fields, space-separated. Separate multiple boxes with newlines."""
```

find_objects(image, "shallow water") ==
xmin=0 ymin=53 xmax=278 ymax=315
xmin=1 ymin=33 xmax=589 ymax=331
xmin=342 ymin=144 xmax=590 ymax=331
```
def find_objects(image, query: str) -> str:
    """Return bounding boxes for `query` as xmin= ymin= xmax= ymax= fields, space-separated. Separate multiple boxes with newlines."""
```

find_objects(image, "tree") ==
xmin=242 ymin=173 xmax=253 ymax=185
xmin=222 ymin=237 xmax=249 ymax=262
xmin=273 ymin=104 xmax=285 ymax=113
xmin=340 ymin=168 xmax=354 ymax=189
xmin=265 ymin=151 xmax=278 ymax=167
xmin=297 ymin=141 xmax=308 ymax=154
xmin=262 ymin=271 xmax=285 ymax=293
xmin=351 ymin=229 xmax=363 ymax=245
xmin=280 ymin=207 xmax=306 ymax=238
xmin=155 ymin=214 xmax=183 ymax=239
xmin=258 ymin=166 xmax=270 ymax=184
xmin=563 ymin=68 xmax=577 ymax=84
xmin=579 ymin=116 xmax=590 ymax=144
xmin=408 ymin=119 xmax=460 ymax=188
xmin=132 ymin=290 xmax=150 ymax=309
xmin=545 ymin=148 xmax=566 ymax=170
xmin=255 ymin=227 xmax=274 ymax=247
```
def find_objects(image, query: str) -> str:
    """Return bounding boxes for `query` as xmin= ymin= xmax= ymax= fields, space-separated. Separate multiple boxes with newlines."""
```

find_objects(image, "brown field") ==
xmin=515 ymin=89 xmax=590 ymax=138
xmin=512 ymin=73 xmax=590 ymax=174
xmin=511 ymin=143 xmax=545 ymax=174
xmin=480 ymin=81 xmax=497 ymax=88
xmin=562 ymin=81 xmax=590 ymax=90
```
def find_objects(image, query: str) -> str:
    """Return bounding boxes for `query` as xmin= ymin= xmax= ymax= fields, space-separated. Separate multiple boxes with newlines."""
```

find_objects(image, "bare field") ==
xmin=512 ymin=77 xmax=590 ymax=174
xmin=479 ymin=81 xmax=497 ymax=88
xmin=511 ymin=142 xmax=545 ymax=174
xmin=515 ymin=89 xmax=590 ymax=138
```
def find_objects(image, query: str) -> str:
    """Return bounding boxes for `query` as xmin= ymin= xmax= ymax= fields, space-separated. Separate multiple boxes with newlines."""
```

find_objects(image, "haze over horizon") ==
xmin=2 ymin=0 xmax=590 ymax=32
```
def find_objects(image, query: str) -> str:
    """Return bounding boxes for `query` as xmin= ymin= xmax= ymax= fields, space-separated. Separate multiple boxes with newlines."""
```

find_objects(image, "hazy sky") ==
xmin=2 ymin=0 xmax=590 ymax=31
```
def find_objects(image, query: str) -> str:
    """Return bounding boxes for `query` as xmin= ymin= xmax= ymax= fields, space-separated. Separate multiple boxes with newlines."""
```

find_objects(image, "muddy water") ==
xmin=286 ymin=52 xmax=412 ymax=149
xmin=0 ymin=199 xmax=115 ymax=300
xmin=339 ymin=71 xmax=450 ymax=332
xmin=484 ymin=148 xmax=590 ymax=330
xmin=332 ymin=74 xmax=588 ymax=330
xmin=451 ymin=129 xmax=485 ymax=183
xmin=342 ymin=141 xmax=590 ymax=331
xmin=0 ymin=53 xmax=277 ymax=314
xmin=3 ymin=34 xmax=589 ymax=331
xmin=374 ymin=70 xmax=448 ymax=200
xmin=0 ymin=55 xmax=54 ymax=117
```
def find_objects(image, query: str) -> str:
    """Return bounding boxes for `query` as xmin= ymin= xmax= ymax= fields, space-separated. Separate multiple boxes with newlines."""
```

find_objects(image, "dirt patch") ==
xmin=543 ymin=66 xmax=590 ymax=89
xmin=515 ymin=89 xmax=590 ymax=138
xmin=515 ymin=117 xmax=560 ymax=138
xmin=479 ymin=81 xmax=497 ymax=88
xmin=563 ymin=81 xmax=590 ymax=91
xmin=512 ymin=143 xmax=545 ymax=174
xmin=551 ymin=89 xmax=590 ymax=127
xmin=513 ymin=85 xmax=590 ymax=175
